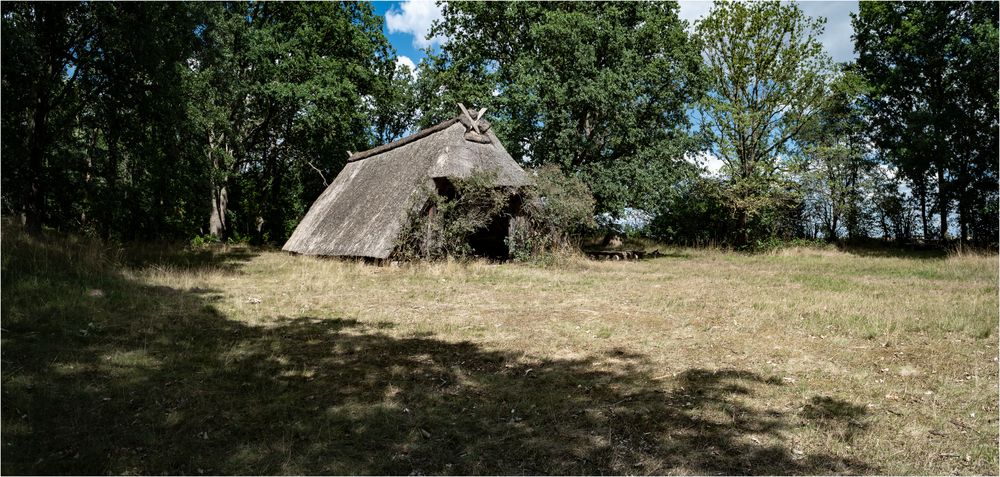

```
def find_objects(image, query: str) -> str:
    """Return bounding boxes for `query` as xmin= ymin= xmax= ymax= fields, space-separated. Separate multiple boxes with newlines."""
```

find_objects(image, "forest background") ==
xmin=3 ymin=1 xmax=996 ymax=249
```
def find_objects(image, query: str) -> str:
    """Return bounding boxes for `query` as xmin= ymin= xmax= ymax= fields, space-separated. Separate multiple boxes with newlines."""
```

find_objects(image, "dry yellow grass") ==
xmin=3 ymin=229 xmax=997 ymax=474
xmin=132 ymin=246 xmax=998 ymax=474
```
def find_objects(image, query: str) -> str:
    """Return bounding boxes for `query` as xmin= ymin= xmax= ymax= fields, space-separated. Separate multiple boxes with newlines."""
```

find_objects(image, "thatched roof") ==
xmin=282 ymin=108 xmax=530 ymax=259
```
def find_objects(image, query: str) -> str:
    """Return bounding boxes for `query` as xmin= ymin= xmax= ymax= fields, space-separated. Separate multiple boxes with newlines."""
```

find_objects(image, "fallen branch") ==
xmin=301 ymin=159 xmax=328 ymax=186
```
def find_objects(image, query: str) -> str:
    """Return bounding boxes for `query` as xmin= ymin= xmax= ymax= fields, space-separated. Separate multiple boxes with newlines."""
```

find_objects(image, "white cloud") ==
xmin=395 ymin=55 xmax=419 ymax=79
xmin=677 ymin=0 xmax=714 ymax=31
xmin=678 ymin=0 xmax=859 ymax=63
xmin=685 ymin=151 xmax=725 ymax=177
xmin=386 ymin=0 xmax=445 ymax=49
xmin=797 ymin=1 xmax=859 ymax=63
xmin=361 ymin=94 xmax=375 ymax=111
xmin=396 ymin=55 xmax=416 ymax=72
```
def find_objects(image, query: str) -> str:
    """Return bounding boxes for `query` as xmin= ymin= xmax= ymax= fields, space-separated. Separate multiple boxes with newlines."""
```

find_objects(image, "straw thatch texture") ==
xmin=282 ymin=117 xmax=530 ymax=258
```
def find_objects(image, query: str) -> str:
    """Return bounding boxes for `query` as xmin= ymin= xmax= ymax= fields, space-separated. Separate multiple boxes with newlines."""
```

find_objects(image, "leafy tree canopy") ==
xmin=852 ymin=1 xmax=999 ymax=241
xmin=694 ymin=0 xmax=833 ymax=243
xmin=416 ymin=1 xmax=704 ymax=219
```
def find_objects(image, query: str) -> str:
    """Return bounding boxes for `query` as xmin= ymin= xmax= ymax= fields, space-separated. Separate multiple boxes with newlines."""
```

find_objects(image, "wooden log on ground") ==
xmin=585 ymin=249 xmax=665 ymax=261
xmin=586 ymin=250 xmax=638 ymax=261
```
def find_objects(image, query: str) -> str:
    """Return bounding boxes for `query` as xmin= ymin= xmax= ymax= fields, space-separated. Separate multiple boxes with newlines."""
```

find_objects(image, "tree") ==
xmin=190 ymin=2 xmax=395 ymax=241
xmin=799 ymin=67 xmax=876 ymax=241
xmin=1 ymin=2 xmax=96 ymax=234
xmin=371 ymin=62 xmax=419 ymax=145
xmin=84 ymin=3 xmax=208 ymax=239
xmin=948 ymin=2 xmax=998 ymax=245
xmin=648 ymin=173 xmax=730 ymax=246
xmin=853 ymin=1 xmax=999 ymax=244
xmin=2 ymin=2 xmax=405 ymax=244
xmin=694 ymin=1 xmax=833 ymax=245
xmin=2 ymin=3 xmax=209 ymax=239
xmin=417 ymin=1 xmax=703 ymax=219
xmin=870 ymin=164 xmax=917 ymax=241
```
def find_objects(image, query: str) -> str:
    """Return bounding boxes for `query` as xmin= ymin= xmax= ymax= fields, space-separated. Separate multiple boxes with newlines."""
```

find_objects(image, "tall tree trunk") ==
xmin=153 ymin=129 xmax=180 ymax=237
xmin=102 ymin=132 xmax=121 ymax=241
xmin=25 ymin=82 xmax=52 ymax=236
xmin=738 ymin=209 xmax=749 ymax=246
xmin=265 ymin=150 xmax=283 ymax=243
xmin=209 ymin=183 xmax=229 ymax=238
xmin=958 ymin=194 xmax=968 ymax=249
xmin=207 ymin=132 xmax=229 ymax=239
xmin=846 ymin=166 xmax=859 ymax=240
xmin=829 ymin=207 xmax=839 ymax=242
xmin=937 ymin=168 xmax=947 ymax=240
xmin=918 ymin=186 xmax=929 ymax=240
xmin=81 ymin=128 xmax=98 ymax=228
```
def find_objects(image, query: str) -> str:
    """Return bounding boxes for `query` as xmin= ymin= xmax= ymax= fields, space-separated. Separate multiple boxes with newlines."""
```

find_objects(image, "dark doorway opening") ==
xmin=431 ymin=177 xmax=521 ymax=260
xmin=467 ymin=194 xmax=522 ymax=260
xmin=467 ymin=214 xmax=510 ymax=259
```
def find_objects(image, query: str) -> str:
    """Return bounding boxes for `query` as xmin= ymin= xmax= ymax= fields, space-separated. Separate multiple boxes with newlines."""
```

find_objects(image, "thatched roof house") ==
xmin=283 ymin=105 xmax=530 ymax=259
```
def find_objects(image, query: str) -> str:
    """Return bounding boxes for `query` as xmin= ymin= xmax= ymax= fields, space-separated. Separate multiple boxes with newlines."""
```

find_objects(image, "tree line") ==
xmin=3 ymin=1 xmax=997 ymax=248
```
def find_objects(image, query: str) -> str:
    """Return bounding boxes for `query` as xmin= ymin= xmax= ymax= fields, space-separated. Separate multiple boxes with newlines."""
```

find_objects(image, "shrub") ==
xmin=648 ymin=175 xmax=730 ymax=246
xmin=394 ymin=166 xmax=597 ymax=262
xmin=189 ymin=234 xmax=222 ymax=249
xmin=394 ymin=170 xmax=513 ymax=261
xmin=747 ymin=236 xmax=832 ymax=253
xmin=507 ymin=165 xmax=596 ymax=261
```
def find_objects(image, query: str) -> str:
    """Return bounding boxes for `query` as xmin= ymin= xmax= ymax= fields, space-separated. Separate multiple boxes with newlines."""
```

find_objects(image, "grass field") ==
xmin=2 ymin=227 xmax=997 ymax=475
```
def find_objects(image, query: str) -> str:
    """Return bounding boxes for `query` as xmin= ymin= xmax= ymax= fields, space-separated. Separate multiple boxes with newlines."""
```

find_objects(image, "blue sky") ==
xmin=372 ymin=0 xmax=861 ymax=72
xmin=371 ymin=1 xmax=907 ymax=231
xmin=371 ymin=1 xmax=444 ymax=72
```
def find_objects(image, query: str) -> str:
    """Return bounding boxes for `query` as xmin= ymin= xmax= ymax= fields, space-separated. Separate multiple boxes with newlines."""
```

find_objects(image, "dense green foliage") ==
xmin=193 ymin=2 xmax=397 ymax=242
xmin=508 ymin=165 xmax=596 ymax=261
xmin=417 ymin=1 xmax=703 ymax=220
xmin=652 ymin=1 xmax=996 ymax=248
xmin=648 ymin=175 xmax=730 ymax=246
xmin=2 ymin=2 xmax=399 ymax=243
xmin=394 ymin=171 xmax=513 ymax=261
xmin=798 ymin=68 xmax=878 ymax=241
xmin=1 ymin=1 xmax=996 ymax=249
xmin=853 ymin=1 xmax=999 ymax=244
xmin=693 ymin=1 xmax=832 ymax=245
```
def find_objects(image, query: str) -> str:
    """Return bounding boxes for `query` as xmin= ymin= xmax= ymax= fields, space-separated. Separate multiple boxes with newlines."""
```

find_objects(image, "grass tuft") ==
xmin=2 ymin=224 xmax=997 ymax=475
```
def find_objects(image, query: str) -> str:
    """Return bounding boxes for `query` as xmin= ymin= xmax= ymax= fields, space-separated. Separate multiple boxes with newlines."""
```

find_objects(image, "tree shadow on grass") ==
xmin=834 ymin=242 xmax=948 ymax=260
xmin=121 ymin=242 xmax=260 ymax=273
xmin=2 ymin=231 xmax=874 ymax=475
xmin=800 ymin=396 xmax=870 ymax=443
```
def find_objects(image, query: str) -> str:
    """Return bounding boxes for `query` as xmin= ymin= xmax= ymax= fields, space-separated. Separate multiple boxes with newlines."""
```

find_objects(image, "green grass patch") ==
xmin=791 ymin=273 xmax=854 ymax=292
